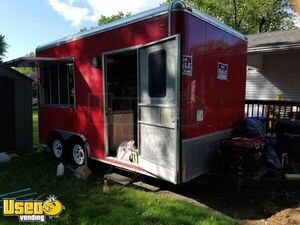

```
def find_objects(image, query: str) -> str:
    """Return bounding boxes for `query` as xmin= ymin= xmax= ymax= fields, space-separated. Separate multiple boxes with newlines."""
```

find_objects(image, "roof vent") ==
xmin=170 ymin=1 xmax=186 ymax=10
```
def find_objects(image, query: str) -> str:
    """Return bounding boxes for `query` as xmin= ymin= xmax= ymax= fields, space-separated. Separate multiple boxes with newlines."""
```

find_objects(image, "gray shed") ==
xmin=0 ymin=66 xmax=33 ymax=152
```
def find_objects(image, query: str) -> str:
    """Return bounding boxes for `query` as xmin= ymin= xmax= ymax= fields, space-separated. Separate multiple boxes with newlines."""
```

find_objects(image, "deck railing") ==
xmin=245 ymin=100 xmax=300 ymax=135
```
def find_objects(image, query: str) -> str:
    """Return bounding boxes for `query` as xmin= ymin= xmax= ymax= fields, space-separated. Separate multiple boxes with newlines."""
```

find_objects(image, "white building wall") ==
xmin=246 ymin=51 xmax=300 ymax=101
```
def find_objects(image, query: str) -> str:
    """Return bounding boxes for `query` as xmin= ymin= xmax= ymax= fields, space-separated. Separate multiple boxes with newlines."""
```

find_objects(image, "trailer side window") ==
xmin=59 ymin=63 xmax=68 ymax=105
xmin=148 ymin=50 xmax=166 ymax=98
xmin=41 ymin=66 xmax=50 ymax=104
xmin=68 ymin=63 xmax=75 ymax=105
xmin=50 ymin=64 xmax=59 ymax=104
xmin=40 ymin=62 xmax=75 ymax=106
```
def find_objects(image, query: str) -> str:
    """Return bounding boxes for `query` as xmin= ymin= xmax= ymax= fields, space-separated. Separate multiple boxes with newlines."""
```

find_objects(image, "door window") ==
xmin=148 ymin=49 xmax=166 ymax=98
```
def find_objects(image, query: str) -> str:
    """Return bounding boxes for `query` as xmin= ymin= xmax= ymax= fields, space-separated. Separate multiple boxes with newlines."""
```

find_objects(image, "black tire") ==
xmin=70 ymin=139 xmax=86 ymax=166
xmin=48 ymin=135 xmax=65 ymax=161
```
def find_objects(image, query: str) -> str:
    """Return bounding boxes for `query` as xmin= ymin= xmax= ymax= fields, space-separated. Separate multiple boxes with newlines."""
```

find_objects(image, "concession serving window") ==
xmin=1 ymin=57 xmax=75 ymax=106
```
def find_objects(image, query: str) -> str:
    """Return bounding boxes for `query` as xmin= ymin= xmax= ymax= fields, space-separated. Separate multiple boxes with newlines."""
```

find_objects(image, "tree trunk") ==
xmin=232 ymin=0 xmax=238 ymax=29
xmin=259 ymin=16 xmax=266 ymax=33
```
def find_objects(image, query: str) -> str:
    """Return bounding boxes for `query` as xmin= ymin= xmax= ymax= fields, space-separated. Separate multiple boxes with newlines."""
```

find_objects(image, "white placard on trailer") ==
xmin=182 ymin=55 xmax=192 ymax=76
xmin=217 ymin=62 xmax=228 ymax=80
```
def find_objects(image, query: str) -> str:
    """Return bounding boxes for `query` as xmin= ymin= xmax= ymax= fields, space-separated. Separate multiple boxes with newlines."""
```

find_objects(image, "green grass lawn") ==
xmin=33 ymin=107 xmax=39 ymax=148
xmin=0 ymin=108 xmax=239 ymax=225
xmin=0 ymin=153 xmax=239 ymax=225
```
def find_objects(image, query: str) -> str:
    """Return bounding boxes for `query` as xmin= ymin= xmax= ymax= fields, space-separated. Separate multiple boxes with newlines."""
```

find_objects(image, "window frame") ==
xmin=39 ymin=58 xmax=76 ymax=108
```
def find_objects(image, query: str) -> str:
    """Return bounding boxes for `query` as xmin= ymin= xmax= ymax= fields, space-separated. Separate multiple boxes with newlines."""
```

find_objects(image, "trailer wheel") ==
xmin=49 ymin=135 xmax=65 ymax=160
xmin=71 ymin=140 xmax=86 ymax=166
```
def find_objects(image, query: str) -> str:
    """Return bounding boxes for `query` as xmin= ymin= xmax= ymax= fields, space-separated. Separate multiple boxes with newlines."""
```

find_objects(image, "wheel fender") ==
xmin=50 ymin=129 xmax=91 ymax=158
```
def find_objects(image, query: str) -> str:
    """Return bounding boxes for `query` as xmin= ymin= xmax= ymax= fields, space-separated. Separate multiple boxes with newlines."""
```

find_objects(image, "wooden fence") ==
xmin=245 ymin=100 xmax=300 ymax=135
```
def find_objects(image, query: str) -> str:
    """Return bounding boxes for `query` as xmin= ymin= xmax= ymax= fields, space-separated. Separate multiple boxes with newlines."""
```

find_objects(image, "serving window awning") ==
xmin=0 ymin=57 xmax=73 ymax=67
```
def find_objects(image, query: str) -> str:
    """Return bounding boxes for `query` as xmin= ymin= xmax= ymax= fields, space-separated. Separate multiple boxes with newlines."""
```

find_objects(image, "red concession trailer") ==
xmin=34 ymin=1 xmax=247 ymax=184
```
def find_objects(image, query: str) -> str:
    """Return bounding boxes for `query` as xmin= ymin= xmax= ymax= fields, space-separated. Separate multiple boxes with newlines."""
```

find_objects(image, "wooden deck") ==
xmin=245 ymin=100 xmax=300 ymax=135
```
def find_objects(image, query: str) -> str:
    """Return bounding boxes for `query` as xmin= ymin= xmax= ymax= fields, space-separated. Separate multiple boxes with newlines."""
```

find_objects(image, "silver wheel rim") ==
xmin=53 ymin=140 xmax=63 ymax=158
xmin=73 ymin=144 xmax=85 ymax=165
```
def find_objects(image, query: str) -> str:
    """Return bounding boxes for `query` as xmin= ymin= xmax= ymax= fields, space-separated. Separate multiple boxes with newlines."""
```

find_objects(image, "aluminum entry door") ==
xmin=138 ymin=35 xmax=180 ymax=184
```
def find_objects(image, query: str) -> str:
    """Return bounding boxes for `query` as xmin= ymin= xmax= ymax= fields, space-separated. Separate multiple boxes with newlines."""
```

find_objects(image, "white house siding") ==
xmin=246 ymin=51 xmax=300 ymax=101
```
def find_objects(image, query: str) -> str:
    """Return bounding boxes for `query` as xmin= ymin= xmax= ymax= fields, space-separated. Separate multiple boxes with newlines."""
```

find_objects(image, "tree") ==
xmin=0 ymin=35 xmax=8 ymax=62
xmin=14 ymin=52 xmax=37 ymax=98
xmin=80 ymin=11 xmax=131 ymax=32
xmin=80 ymin=27 xmax=88 ymax=32
xmin=164 ymin=0 xmax=295 ymax=34
xmin=98 ymin=11 xmax=131 ymax=25
xmin=15 ymin=52 xmax=36 ymax=76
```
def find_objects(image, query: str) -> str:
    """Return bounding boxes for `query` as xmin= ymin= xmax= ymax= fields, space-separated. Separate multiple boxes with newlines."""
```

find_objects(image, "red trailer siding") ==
xmin=172 ymin=11 xmax=247 ymax=139
xmin=171 ymin=11 xmax=247 ymax=181
xmin=37 ymin=14 xmax=169 ymax=160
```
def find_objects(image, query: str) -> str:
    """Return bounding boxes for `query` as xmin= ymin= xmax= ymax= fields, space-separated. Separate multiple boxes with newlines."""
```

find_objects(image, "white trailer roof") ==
xmin=36 ymin=1 xmax=246 ymax=52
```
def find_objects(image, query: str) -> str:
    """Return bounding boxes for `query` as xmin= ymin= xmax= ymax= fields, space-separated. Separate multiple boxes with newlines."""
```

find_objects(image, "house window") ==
xmin=40 ymin=61 xmax=75 ymax=106
xmin=148 ymin=49 xmax=167 ymax=98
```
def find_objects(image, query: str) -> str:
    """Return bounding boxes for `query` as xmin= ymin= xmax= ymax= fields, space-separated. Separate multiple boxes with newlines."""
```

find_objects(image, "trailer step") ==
xmin=104 ymin=172 xmax=160 ymax=191
xmin=104 ymin=173 xmax=131 ymax=186
xmin=132 ymin=181 xmax=160 ymax=192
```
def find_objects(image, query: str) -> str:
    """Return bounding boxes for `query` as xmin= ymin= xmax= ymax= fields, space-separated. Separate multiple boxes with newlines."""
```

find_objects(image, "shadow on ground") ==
xmin=102 ymin=166 xmax=300 ymax=222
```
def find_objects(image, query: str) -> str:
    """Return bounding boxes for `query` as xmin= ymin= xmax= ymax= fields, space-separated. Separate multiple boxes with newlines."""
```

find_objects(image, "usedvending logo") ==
xmin=2 ymin=195 xmax=64 ymax=222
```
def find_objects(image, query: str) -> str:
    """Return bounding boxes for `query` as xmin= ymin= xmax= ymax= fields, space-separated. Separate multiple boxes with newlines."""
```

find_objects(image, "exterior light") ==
xmin=92 ymin=57 xmax=100 ymax=68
